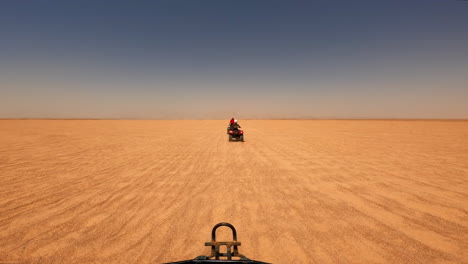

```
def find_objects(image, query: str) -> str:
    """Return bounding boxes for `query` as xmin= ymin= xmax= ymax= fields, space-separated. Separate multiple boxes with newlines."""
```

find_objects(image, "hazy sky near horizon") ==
xmin=1 ymin=0 xmax=467 ymax=119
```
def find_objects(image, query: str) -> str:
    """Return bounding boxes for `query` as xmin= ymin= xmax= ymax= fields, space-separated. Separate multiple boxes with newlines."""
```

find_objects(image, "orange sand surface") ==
xmin=0 ymin=120 xmax=467 ymax=263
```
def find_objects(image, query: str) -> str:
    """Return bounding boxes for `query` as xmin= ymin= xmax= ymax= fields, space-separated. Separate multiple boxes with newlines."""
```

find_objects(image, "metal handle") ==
xmin=211 ymin=222 xmax=237 ymax=242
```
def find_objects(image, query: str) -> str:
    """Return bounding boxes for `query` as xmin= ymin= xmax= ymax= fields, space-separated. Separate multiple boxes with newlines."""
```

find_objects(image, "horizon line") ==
xmin=1 ymin=118 xmax=467 ymax=121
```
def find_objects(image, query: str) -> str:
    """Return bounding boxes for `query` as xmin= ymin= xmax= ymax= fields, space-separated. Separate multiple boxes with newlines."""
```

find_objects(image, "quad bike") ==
xmin=165 ymin=222 xmax=269 ymax=264
xmin=227 ymin=127 xmax=244 ymax=142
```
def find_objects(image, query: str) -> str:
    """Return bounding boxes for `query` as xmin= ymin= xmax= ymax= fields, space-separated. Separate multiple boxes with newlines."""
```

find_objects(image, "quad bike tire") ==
xmin=240 ymin=135 xmax=244 ymax=142
xmin=229 ymin=135 xmax=233 ymax=142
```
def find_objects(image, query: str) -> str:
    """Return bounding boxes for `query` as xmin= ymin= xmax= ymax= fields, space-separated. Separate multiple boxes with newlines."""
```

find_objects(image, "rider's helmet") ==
xmin=234 ymin=119 xmax=238 ymax=123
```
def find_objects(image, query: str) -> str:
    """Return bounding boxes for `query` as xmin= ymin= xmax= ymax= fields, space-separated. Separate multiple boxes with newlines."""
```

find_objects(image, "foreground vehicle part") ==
xmin=165 ymin=222 xmax=269 ymax=264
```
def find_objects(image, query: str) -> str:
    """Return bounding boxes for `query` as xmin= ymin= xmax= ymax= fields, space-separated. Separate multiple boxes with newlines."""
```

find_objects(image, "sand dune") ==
xmin=0 ymin=120 xmax=467 ymax=263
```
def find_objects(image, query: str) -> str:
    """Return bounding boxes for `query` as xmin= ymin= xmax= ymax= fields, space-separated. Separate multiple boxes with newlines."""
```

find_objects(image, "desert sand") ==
xmin=0 ymin=120 xmax=467 ymax=264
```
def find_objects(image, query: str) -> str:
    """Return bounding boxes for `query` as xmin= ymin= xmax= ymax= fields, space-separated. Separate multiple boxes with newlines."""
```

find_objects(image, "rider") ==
xmin=231 ymin=119 xmax=241 ymax=130
xmin=229 ymin=117 xmax=235 ymax=126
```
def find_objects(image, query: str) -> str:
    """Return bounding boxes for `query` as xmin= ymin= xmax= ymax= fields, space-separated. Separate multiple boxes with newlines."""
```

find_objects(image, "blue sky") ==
xmin=1 ymin=0 xmax=467 ymax=119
